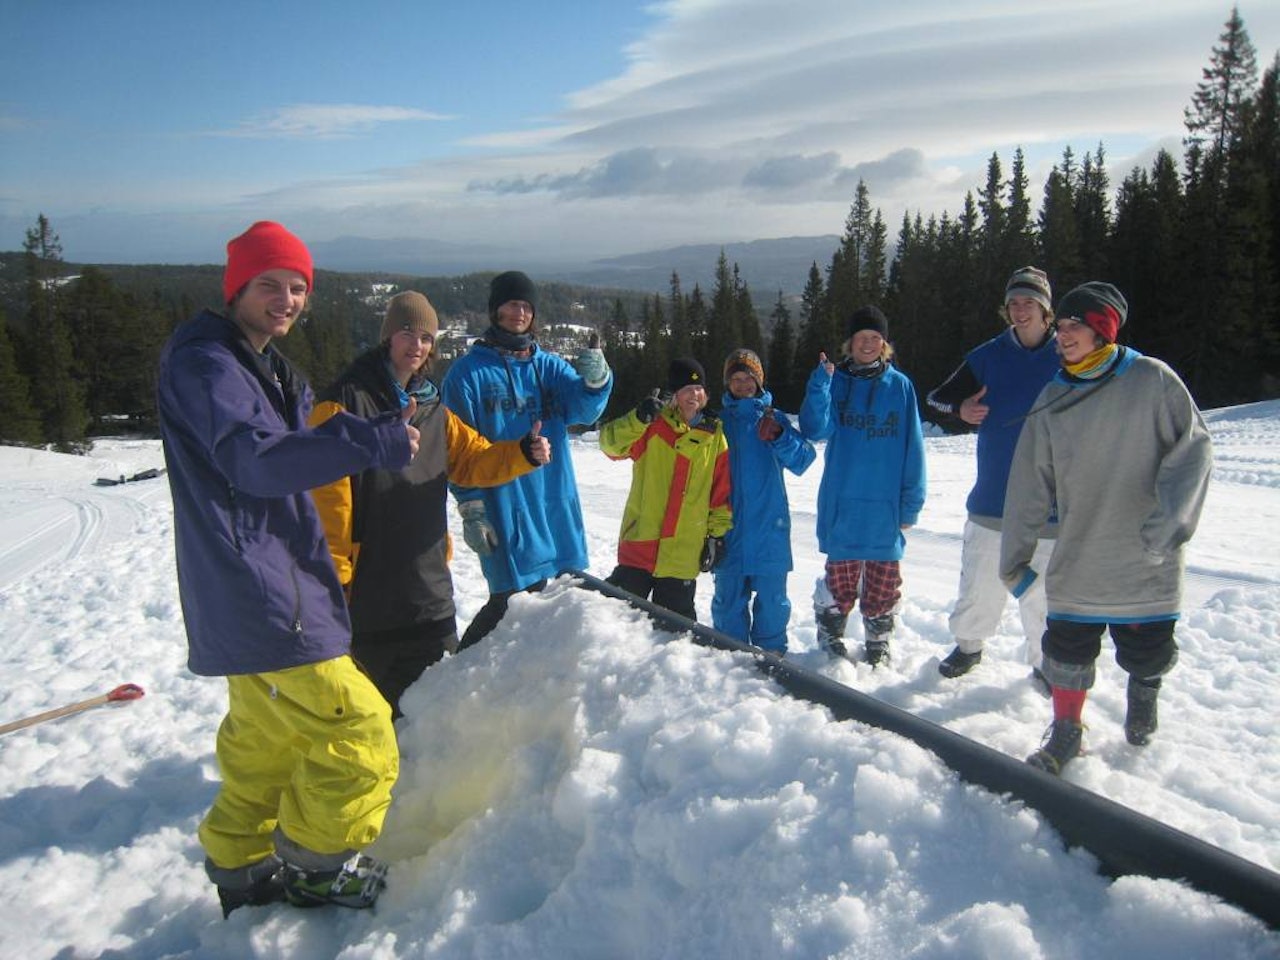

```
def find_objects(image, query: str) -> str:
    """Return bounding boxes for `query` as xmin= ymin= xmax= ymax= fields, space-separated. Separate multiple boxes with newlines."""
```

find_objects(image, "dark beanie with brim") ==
xmin=668 ymin=357 xmax=707 ymax=392
xmin=489 ymin=270 xmax=538 ymax=318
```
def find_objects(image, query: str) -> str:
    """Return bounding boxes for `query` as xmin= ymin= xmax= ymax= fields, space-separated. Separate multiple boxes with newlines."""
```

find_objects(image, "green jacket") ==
xmin=600 ymin=406 xmax=732 ymax=579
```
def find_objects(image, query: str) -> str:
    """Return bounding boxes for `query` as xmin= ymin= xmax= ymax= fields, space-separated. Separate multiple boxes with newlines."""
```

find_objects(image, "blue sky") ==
xmin=3 ymin=1 xmax=1278 ymax=267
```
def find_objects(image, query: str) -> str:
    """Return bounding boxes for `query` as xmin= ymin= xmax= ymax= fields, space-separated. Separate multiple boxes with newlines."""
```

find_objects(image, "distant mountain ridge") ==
xmin=305 ymin=234 xmax=841 ymax=298
xmin=2 ymin=234 xmax=841 ymax=302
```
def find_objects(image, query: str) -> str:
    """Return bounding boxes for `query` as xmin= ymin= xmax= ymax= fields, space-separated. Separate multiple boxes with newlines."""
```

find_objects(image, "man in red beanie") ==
xmin=157 ymin=221 xmax=420 ymax=914
xmin=1001 ymin=281 xmax=1212 ymax=776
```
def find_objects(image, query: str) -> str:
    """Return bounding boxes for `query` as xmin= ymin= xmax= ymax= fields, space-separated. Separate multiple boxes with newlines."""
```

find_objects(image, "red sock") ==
xmin=1051 ymin=687 xmax=1087 ymax=724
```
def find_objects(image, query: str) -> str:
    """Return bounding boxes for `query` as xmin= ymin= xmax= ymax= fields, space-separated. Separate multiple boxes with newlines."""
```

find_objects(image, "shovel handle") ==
xmin=0 ymin=683 xmax=145 ymax=735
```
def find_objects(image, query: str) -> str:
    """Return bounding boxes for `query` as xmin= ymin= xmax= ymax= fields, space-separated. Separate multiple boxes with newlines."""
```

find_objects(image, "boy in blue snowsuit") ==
xmin=800 ymin=306 xmax=927 ymax=666
xmin=711 ymin=349 xmax=816 ymax=653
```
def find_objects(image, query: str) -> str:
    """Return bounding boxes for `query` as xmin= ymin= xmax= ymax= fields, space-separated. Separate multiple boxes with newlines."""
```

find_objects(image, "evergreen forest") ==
xmin=0 ymin=8 xmax=1275 ymax=449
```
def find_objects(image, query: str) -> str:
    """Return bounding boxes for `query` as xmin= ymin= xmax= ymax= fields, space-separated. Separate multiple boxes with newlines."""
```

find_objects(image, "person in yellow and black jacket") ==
xmin=310 ymin=292 xmax=549 ymax=716
xmin=599 ymin=357 xmax=732 ymax=621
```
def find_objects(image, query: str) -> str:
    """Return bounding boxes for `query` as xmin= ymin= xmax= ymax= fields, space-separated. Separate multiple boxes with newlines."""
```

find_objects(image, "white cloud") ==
xmin=215 ymin=103 xmax=453 ymax=140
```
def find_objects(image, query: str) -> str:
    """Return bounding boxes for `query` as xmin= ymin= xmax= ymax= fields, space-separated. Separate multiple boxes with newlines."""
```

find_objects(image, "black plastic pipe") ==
xmin=568 ymin=569 xmax=1280 ymax=929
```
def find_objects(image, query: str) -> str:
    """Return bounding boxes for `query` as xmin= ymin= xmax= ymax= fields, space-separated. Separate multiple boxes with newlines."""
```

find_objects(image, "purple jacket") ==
xmin=158 ymin=310 xmax=411 ymax=676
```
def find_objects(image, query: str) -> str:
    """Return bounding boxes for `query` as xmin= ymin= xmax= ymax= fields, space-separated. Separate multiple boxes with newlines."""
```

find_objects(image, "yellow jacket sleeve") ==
xmin=307 ymin=399 xmax=357 ymax=586
xmin=445 ymin=409 xmax=538 ymax=488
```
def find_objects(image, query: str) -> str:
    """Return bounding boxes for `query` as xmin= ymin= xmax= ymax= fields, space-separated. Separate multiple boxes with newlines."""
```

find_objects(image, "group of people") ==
xmin=157 ymin=221 xmax=1212 ymax=918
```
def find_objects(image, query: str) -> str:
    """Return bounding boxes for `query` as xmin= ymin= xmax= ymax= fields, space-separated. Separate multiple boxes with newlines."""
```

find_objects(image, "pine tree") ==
xmin=1108 ymin=155 xmax=1183 ymax=361
xmin=668 ymin=271 xmax=692 ymax=358
xmin=733 ymin=263 xmax=763 ymax=357
xmin=1185 ymin=5 xmax=1259 ymax=159
xmin=827 ymin=181 xmax=874 ymax=333
xmin=1038 ymin=158 xmax=1084 ymax=293
xmin=0 ymin=310 xmax=42 ymax=444
xmin=1075 ymin=145 xmax=1112 ymax=278
xmin=766 ymin=291 xmax=799 ymax=411
xmin=23 ymin=215 xmax=89 ymax=448
xmin=1177 ymin=7 xmax=1264 ymax=404
xmin=706 ymin=251 xmax=738 ymax=376
xmin=976 ymin=152 xmax=1008 ymax=331
xmin=794 ymin=262 xmax=828 ymax=386
xmin=1004 ymin=147 xmax=1038 ymax=268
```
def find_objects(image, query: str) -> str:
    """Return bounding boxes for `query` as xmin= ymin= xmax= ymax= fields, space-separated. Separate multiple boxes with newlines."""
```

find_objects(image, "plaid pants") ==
xmin=824 ymin=559 xmax=901 ymax=619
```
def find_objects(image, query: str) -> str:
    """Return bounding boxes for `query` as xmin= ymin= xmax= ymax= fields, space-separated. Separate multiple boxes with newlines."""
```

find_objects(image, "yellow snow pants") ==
xmin=199 ymin=655 xmax=398 ymax=869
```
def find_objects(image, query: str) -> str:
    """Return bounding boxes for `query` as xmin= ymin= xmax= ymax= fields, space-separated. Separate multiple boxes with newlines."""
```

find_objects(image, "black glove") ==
xmin=699 ymin=535 xmax=725 ymax=572
xmin=636 ymin=388 xmax=666 ymax=424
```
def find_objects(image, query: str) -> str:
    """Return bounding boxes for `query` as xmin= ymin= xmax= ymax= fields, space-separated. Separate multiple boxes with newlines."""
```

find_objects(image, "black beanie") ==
xmin=1056 ymin=281 xmax=1128 ymax=344
xmin=846 ymin=305 xmax=888 ymax=340
xmin=488 ymin=270 xmax=538 ymax=318
xmin=667 ymin=357 xmax=707 ymax=392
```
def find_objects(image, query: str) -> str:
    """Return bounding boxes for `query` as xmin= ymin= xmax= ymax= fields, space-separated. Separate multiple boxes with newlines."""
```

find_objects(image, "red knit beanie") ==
xmin=223 ymin=221 xmax=314 ymax=304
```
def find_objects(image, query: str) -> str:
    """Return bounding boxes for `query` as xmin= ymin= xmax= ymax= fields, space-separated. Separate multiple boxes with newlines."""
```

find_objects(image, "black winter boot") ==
xmin=1026 ymin=718 xmax=1083 ymax=775
xmin=1125 ymin=677 xmax=1160 ymax=746
xmin=938 ymin=646 xmax=982 ymax=678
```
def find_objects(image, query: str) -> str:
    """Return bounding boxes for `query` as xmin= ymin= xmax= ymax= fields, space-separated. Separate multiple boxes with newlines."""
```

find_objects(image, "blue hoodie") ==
xmin=157 ymin=310 xmax=411 ymax=676
xmin=717 ymin=389 xmax=816 ymax=575
xmin=800 ymin=360 xmax=926 ymax=561
xmin=443 ymin=339 xmax=612 ymax=593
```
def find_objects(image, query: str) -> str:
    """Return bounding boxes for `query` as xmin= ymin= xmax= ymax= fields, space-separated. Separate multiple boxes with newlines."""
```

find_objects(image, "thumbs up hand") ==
xmin=959 ymin=384 xmax=989 ymax=426
xmin=520 ymin=419 xmax=552 ymax=465
xmin=573 ymin=332 xmax=610 ymax=388
xmin=636 ymin=388 xmax=666 ymax=424
xmin=401 ymin=397 xmax=420 ymax=458
xmin=757 ymin=406 xmax=782 ymax=442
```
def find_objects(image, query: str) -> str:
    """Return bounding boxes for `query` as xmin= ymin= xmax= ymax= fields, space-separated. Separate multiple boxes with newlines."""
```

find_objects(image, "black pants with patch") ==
xmin=1043 ymin=617 xmax=1178 ymax=685
xmin=607 ymin=564 xmax=697 ymax=622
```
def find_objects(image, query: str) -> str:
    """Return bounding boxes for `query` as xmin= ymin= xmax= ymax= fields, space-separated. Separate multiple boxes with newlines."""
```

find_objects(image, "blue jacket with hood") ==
xmin=716 ymin=389 xmax=816 ymax=576
xmin=442 ymin=338 xmax=612 ymax=593
xmin=800 ymin=360 xmax=927 ymax=561
xmin=157 ymin=310 xmax=411 ymax=676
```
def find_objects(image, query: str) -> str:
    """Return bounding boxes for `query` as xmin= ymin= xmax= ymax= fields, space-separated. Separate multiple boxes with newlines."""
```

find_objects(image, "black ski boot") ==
xmin=862 ymin=615 xmax=893 ymax=667
xmin=816 ymin=607 xmax=851 ymax=661
xmin=1125 ymin=677 xmax=1160 ymax=746
xmin=1026 ymin=719 xmax=1083 ymax=775
xmin=938 ymin=646 xmax=982 ymax=678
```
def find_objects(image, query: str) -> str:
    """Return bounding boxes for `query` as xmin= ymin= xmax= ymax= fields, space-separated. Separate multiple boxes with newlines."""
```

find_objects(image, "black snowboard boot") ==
xmin=208 ymin=855 xmax=287 ymax=918
xmin=938 ymin=646 xmax=982 ymax=678
xmin=282 ymin=853 xmax=388 ymax=909
xmin=816 ymin=607 xmax=851 ymax=660
xmin=862 ymin=614 xmax=893 ymax=667
xmin=1125 ymin=676 xmax=1161 ymax=746
xmin=1026 ymin=718 xmax=1083 ymax=775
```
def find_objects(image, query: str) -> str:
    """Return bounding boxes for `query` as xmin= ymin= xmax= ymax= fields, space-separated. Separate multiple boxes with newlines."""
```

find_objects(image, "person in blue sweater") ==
xmin=800 ymin=306 xmax=926 ymax=666
xmin=442 ymin=271 xmax=613 ymax=649
xmin=925 ymin=266 xmax=1060 ymax=690
xmin=158 ymin=222 xmax=418 ymax=915
xmin=711 ymin=348 xmax=816 ymax=654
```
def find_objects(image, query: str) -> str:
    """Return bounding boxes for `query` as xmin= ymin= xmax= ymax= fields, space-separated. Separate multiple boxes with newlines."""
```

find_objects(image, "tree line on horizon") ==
xmin=0 ymin=7 xmax=1275 ymax=449
xmin=602 ymin=8 xmax=1278 ymax=420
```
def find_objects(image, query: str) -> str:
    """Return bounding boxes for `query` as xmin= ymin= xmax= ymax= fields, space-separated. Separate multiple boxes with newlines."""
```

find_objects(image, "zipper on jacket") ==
xmin=289 ymin=565 xmax=303 ymax=634
xmin=227 ymin=485 xmax=243 ymax=552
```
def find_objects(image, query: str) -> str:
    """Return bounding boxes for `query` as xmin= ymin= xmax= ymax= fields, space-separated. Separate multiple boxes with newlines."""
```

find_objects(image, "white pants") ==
xmin=949 ymin=520 xmax=1052 ymax=667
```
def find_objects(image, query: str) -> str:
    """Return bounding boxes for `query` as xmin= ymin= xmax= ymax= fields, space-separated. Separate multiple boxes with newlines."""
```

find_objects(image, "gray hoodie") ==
xmin=1000 ymin=348 xmax=1212 ymax=622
